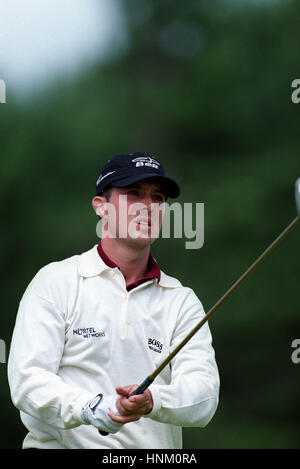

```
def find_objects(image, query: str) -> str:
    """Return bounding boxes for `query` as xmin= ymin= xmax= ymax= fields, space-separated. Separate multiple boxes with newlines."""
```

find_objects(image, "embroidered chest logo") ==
xmin=73 ymin=327 xmax=105 ymax=339
xmin=148 ymin=338 xmax=163 ymax=354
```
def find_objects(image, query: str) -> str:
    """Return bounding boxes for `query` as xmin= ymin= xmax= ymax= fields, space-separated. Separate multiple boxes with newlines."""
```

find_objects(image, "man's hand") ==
xmin=81 ymin=394 xmax=123 ymax=434
xmin=108 ymin=385 xmax=153 ymax=424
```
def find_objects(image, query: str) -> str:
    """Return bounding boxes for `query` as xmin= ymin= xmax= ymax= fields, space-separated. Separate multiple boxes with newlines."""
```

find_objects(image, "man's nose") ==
xmin=140 ymin=194 xmax=153 ymax=210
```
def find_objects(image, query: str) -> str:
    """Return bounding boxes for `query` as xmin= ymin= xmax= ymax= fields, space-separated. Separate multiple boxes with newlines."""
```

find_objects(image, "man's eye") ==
xmin=153 ymin=195 xmax=164 ymax=202
xmin=127 ymin=190 xmax=139 ymax=196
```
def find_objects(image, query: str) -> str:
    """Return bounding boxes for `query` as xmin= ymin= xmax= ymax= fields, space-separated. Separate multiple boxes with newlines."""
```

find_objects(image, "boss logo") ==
xmin=148 ymin=338 xmax=163 ymax=353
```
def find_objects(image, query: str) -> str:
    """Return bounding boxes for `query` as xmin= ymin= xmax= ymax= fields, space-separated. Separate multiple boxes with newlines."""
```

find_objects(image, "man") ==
xmin=8 ymin=152 xmax=219 ymax=449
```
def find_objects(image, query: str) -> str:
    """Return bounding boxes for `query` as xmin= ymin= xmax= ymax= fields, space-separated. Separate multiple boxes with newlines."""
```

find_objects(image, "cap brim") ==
xmin=112 ymin=173 xmax=180 ymax=198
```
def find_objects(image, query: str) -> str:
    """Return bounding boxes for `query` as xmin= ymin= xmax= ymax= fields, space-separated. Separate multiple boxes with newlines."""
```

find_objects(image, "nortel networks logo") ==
xmin=73 ymin=327 xmax=105 ymax=339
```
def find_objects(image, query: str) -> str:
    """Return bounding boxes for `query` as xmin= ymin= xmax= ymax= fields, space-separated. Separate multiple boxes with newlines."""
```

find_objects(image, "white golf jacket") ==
xmin=8 ymin=245 xmax=219 ymax=449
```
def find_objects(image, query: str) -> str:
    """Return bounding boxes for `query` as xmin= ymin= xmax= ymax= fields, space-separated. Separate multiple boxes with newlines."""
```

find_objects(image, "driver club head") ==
xmin=295 ymin=177 xmax=300 ymax=216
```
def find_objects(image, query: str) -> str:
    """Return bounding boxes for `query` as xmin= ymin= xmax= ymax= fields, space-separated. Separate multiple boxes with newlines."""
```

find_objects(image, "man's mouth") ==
xmin=136 ymin=218 xmax=152 ymax=228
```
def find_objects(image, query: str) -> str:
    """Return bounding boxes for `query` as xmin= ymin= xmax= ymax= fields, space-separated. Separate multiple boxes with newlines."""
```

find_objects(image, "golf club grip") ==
xmin=128 ymin=376 xmax=154 ymax=396
xmin=99 ymin=376 xmax=153 ymax=436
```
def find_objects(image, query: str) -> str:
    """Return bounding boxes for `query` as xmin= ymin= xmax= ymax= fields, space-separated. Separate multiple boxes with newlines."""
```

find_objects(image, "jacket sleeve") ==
xmin=145 ymin=289 xmax=220 ymax=427
xmin=7 ymin=269 xmax=94 ymax=429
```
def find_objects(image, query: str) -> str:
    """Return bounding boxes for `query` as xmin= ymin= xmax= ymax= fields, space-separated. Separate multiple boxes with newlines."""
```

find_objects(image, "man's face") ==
xmin=101 ymin=178 xmax=166 ymax=246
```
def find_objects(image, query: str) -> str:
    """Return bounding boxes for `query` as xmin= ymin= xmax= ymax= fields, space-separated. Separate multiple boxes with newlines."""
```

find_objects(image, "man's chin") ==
xmin=122 ymin=234 xmax=159 ymax=249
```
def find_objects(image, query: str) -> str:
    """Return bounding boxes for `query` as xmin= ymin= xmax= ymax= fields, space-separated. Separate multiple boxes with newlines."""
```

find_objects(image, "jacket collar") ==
xmin=78 ymin=245 xmax=181 ymax=289
xmin=78 ymin=245 xmax=109 ymax=278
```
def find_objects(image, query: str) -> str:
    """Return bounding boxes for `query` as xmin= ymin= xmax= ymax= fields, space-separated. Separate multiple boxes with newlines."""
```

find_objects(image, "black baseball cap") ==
xmin=95 ymin=152 xmax=180 ymax=198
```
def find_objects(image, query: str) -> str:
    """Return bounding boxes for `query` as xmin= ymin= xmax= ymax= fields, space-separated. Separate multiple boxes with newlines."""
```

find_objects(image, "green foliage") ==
xmin=1 ymin=0 xmax=299 ymax=449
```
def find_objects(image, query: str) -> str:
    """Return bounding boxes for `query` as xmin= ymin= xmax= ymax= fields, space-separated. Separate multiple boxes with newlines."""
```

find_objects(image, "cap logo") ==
xmin=96 ymin=170 xmax=116 ymax=186
xmin=132 ymin=156 xmax=160 ymax=169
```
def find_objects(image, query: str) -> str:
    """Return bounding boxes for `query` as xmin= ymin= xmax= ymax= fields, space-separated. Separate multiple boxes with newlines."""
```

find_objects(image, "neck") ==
xmin=100 ymin=238 xmax=150 ymax=286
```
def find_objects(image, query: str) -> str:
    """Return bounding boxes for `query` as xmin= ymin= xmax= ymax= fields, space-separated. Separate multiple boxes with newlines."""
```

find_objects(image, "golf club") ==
xmin=99 ymin=178 xmax=300 ymax=436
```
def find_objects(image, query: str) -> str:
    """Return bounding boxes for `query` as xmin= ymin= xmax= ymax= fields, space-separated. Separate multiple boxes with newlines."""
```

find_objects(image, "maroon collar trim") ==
xmin=97 ymin=242 xmax=161 ymax=291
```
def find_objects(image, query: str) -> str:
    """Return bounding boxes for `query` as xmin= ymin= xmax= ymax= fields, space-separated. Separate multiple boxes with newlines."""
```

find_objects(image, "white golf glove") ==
xmin=81 ymin=393 xmax=123 ymax=434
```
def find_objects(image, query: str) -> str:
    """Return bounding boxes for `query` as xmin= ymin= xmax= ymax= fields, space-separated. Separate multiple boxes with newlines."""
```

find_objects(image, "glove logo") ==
xmin=89 ymin=394 xmax=103 ymax=414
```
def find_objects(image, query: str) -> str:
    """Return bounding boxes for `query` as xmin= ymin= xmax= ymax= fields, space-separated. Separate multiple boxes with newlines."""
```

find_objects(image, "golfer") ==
xmin=8 ymin=152 xmax=219 ymax=449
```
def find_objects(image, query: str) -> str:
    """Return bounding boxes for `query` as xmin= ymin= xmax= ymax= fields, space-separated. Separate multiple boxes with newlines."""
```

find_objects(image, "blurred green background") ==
xmin=1 ymin=0 xmax=299 ymax=449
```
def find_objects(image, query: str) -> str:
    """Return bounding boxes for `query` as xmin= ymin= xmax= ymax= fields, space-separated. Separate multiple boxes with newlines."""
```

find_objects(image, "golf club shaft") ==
xmin=135 ymin=215 xmax=300 ymax=386
xmin=100 ymin=214 xmax=299 ymax=436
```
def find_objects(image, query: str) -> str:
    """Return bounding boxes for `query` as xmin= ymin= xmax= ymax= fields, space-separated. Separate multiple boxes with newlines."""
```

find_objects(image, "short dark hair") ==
xmin=101 ymin=185 xmax=113 ymax=201
xmin=97 ymin=185 xmax=113 ymax=220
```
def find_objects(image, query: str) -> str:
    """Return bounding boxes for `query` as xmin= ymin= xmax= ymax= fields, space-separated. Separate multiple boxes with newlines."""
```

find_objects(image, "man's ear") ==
xmin=92 ymin=196 xmax=107 ymax=218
